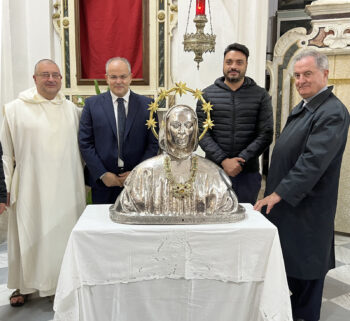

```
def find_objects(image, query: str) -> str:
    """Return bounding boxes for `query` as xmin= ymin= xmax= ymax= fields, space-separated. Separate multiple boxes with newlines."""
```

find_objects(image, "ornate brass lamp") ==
xmin=183 ymin=0 xmax=216 ymax=69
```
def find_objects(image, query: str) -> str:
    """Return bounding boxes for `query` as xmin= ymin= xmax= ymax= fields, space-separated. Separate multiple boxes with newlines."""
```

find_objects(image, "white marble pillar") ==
xmin=0 ymin=0 xmax=61 ymax=123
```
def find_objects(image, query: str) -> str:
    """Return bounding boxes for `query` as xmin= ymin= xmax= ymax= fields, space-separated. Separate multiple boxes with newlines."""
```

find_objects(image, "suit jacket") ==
xmin=264 ymin=86 xmax=350 ymax=279
xmin=79 ymin=90 xmax=158 ymax=188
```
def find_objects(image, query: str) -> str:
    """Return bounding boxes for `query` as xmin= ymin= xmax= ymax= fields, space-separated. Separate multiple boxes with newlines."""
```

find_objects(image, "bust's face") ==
xmin=167 ymin=109 xmax=195 ymax=156
xmin=169 ymin=111 xmax=194 ymax=148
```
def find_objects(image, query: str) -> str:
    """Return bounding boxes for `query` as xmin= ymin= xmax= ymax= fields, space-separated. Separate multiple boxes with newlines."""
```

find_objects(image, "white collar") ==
xmin=110 ymin=89 xmax=131 ymax=104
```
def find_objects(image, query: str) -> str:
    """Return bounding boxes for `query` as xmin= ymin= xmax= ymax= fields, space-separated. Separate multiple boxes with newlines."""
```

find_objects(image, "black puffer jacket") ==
xmin=196 ymin=76 xmax=273 ymax=172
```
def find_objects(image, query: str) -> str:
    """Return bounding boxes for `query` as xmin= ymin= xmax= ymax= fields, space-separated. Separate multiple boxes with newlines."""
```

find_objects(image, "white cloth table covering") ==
xmin=54 ymin=204 xmax=292 ymax=321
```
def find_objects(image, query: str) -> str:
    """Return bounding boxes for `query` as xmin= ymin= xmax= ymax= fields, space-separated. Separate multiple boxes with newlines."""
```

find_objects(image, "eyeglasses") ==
xmin=36 ymin=72 xmax=62 ymax=79
xmin=107 ymin=74 xmax=130 ymax=81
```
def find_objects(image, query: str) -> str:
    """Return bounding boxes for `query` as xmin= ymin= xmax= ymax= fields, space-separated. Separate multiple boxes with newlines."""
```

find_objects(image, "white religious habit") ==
xmin=0 ymin=87 xmax=86 ymax=296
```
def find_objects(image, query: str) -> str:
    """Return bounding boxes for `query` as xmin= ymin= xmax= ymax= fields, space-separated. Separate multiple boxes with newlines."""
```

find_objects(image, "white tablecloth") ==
xmin=54 ymin=204 xmax=292 ymax=321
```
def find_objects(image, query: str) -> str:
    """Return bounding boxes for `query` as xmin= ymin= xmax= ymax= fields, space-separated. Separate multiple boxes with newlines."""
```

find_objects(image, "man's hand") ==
xmin=117 ymin=171 xmax=130 ymax=186
xmin=254 ymin=192 xmax=282 ymax=214
xmin=101 ymin=172 xmax=124 ymax=187
xmin=221 ymin=157 xmax=245 ymax=177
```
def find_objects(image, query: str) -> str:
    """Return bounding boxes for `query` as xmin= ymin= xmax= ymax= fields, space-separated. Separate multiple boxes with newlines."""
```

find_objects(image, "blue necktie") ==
xmin=117 ymin=98 xmax=126 ymax=161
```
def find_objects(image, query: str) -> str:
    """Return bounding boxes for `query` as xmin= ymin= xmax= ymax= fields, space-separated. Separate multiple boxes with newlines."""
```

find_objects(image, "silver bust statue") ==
xmin=110 ymin=104 xmax=245 ymax=224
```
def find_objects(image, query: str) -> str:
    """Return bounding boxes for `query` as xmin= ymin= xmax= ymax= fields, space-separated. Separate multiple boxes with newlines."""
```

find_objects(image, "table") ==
xmin=53 ymin=204 xmax=292 ymax=321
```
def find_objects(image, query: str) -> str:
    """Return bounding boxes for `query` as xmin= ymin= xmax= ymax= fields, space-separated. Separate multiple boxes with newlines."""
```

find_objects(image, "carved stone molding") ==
xmin=306 ymin=0 xmax=350 ymax=19
xmin=323 ymin=21 xmax=350 ymax=48
xmin=52 ymin=1 xmax=61 ymax=38
xmin=308 ymin=26 xmax=334 ymax=48
xmin=169 ymin=1 xmax=178 ymax=37
xmin=273 ymin=27 xmax=307 ymax=57
xmin=306 ymin=19 xmax=350 ymax=49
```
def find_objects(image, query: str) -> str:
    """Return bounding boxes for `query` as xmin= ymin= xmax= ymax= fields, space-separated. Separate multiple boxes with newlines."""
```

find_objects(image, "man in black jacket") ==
xmin=196 ymin=43 xmax=273 ymax=204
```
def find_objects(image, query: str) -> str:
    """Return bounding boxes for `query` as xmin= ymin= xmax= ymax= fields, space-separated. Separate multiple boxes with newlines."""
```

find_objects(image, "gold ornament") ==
xmin=164 ymin=156 xmax=198 ymax=199
xmin=147 ymin=83 xmax=214 ymax=140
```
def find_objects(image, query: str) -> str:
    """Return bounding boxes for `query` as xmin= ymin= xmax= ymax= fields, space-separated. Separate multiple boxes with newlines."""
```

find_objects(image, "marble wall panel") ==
xmin=330 ymin=54 xmax=350 ymax=234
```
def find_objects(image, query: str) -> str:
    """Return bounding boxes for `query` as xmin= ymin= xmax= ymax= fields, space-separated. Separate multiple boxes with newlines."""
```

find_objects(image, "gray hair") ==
xmin=105 ymin=57 xmax=131 ymax=74
xmin=293 ymin=49 xmax=329 ymax=71
xmin=34 ymin=59 xmax=60 ymax=75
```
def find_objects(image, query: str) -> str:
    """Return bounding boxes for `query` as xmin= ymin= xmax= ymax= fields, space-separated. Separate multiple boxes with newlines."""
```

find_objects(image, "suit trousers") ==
xmin=287 ymin=276 xmax=325 ymax=321
xmin=92 ymin=185 xmax=123 ymax=204
xmin=229 ymin=171 xmax=261 ymax=205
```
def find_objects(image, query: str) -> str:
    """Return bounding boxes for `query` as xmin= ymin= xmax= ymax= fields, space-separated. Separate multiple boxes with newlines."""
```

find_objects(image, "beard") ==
xmin=224 ymin=69 xmax=246 ymax=83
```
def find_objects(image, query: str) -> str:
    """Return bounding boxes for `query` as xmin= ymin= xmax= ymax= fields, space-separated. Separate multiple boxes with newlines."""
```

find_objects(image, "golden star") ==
xmin=158 ymin=89 xmax=168 ymax=101
xmin=203 ymin=119 xmax=214 ymax=129
xmin=193 ymin=89 xmax=203 ymax=100
xmin=146 ymin=118 xmax=158 ymax=129
xmin=202 ymin=102 xmax=213 ymax=113
xmin=175 ymin=82 xmax=187 ymax=96
xmin=147 ymin=101 xmax=159 ymax=112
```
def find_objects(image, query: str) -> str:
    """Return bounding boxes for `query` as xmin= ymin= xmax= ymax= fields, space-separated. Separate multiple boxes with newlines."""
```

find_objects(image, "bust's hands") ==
xmin=221 ymin=157 xmax=245 ymax=177
xmin=254 ymin=192 xmax=282 ymax=214
xmin=101 ymin=172 xmax=124 ymax=187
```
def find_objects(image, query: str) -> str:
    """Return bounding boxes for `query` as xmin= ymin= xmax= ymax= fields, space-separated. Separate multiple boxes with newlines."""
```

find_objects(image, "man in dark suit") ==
xmin=254 ymin=50 xmax=350 ymax=321
xmin=79 ymin=57 xmax=158 ymax=204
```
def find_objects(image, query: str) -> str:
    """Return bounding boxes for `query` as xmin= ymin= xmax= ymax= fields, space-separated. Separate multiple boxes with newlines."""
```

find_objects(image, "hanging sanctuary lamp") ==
xmin=183 ymin=0 xmax=216 ymax=69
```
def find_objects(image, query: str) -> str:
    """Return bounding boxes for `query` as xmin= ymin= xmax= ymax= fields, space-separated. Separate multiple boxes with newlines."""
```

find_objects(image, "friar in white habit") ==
xmin=0 ymin=59 xmax=86 ymax=306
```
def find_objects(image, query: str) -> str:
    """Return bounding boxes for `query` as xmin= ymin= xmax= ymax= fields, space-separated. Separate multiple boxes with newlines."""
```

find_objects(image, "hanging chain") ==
xmin=185 ymin=0 xmax=194 ymax=34
xmin=208 ymin=0 xmax=214 ymax=35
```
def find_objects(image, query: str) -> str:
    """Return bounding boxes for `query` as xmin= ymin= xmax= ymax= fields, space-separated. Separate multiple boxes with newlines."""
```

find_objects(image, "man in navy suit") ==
xmin=79 ymin=57 xmax=158 ymax=204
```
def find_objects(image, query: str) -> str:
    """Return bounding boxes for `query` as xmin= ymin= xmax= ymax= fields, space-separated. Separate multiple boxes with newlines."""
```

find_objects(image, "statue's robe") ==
xmin=115 ymin=154 xmax=238 ymax=216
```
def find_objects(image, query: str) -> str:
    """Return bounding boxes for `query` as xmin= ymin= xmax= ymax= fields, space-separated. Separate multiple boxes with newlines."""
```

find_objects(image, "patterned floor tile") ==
xmin=330 ymin=293 xmax=350 ymax=312
xmin=0 ymin=254 xmax=7 ymax=270
xmin=335 ymin=260 xmax=346 ymax=268
xmin=334 ymin=234 xmax=350 ymax=246
xmin=0 ymin=268 xmax=8 ymax=285
xmin=0 ymin=296 xmax=54 ymax=321
xmin=320 ymin=300 xmax=350 ymax=321
xmin=0 ymin=284 xmax=12 ymax=308
xmin=327 ymin=265 xmax=350 ymax=286
xmin=323 ymin=276 xmax=350 ymax=300
xmin=0 ymin=243 xmax=6 ymax=254
xmin=335 ymin=245 xmax=350 ymax=265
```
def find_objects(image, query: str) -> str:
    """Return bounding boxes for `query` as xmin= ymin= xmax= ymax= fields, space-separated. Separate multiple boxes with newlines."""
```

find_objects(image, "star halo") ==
xmin=146 ymin=82 xmax=214 ymax=141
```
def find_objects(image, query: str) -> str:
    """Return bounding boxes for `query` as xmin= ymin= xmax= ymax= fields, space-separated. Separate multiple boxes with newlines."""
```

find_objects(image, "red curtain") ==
xmin=79 ymin=0 xmax=143 ymax=79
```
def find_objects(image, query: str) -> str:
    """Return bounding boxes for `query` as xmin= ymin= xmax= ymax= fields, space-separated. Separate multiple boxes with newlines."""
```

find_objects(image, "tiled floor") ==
xmin=321 ymin=234 xmax=350 ymax=320
xmin=0 ymin=235 xmax=349 ymax=321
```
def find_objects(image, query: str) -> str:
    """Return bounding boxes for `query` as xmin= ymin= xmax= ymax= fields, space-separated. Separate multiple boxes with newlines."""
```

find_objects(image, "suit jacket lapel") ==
xmin=102 ymin=92 xmax=117 ymax=138
xmin=124 ymin=91 xmax=140 ymax=139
